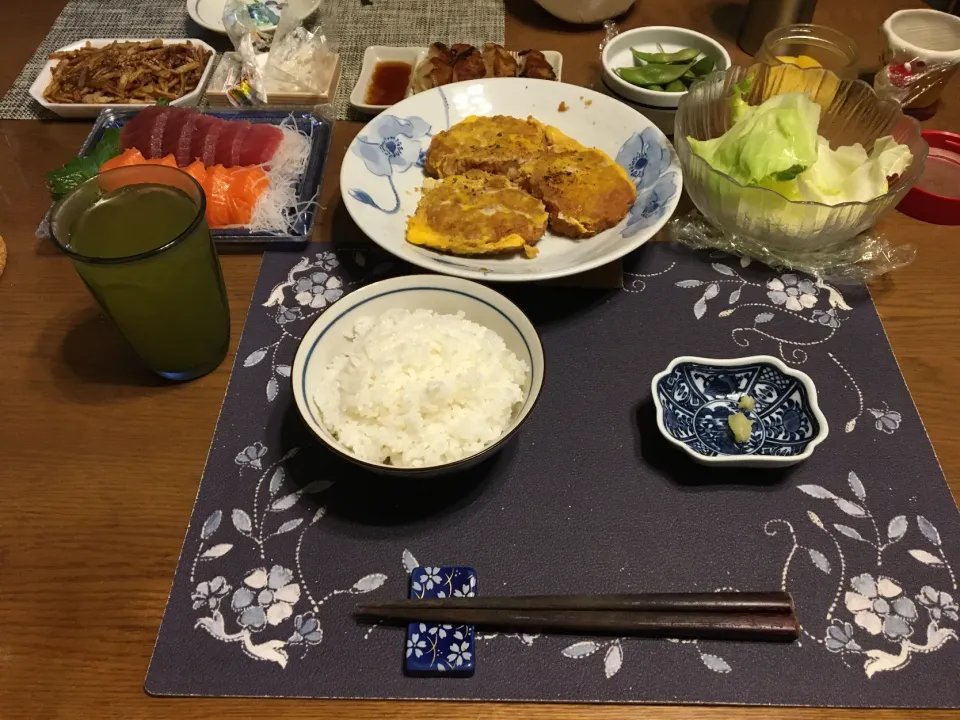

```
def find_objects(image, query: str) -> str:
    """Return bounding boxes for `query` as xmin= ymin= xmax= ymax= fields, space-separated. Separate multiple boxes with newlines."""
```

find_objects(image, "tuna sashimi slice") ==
xmin=175 ymin=113 xmax=199 ymax=167
xmin=160 ymin=108 xmax=193 ymax=161
xmin=238 ymin=123 xmax=284 ymax=167
xmin=119 ymin=106 xmax=170 ymax=159
xmin=215 ymin=121 xmax=252 ymax=168
xmin=174 ymin=112 xmax=202 ymax=167
xmin=193 ymin=116 xmax=226 ymax=167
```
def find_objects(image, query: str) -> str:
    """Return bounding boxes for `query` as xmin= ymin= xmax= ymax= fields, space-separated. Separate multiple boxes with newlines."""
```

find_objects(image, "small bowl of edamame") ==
xmin=601 ymin=26 xmax=731 ymax=134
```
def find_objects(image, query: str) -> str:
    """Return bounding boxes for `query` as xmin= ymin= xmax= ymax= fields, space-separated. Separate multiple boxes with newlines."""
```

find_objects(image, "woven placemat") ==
xmin=0 ymin=0 xmax=201 ymax=121
xmin=146 ymin=243 xmax=960 ymax=707
xmin=327 ymin=0 xmax=505 ymax=120
xmin=1 ymin=0 xmax=505 ymax=121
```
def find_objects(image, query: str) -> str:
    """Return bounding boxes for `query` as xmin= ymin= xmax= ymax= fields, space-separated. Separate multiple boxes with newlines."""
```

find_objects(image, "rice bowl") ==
xmin=313 ymin=308 xmax=529 ymax=467
xmin=292 ymin=275 xmax=545 ymax=476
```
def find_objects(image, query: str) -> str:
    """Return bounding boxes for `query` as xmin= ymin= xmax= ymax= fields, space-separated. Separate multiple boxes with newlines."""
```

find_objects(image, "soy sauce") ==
xmin=365 ymin=61 xmax=412 ymax=105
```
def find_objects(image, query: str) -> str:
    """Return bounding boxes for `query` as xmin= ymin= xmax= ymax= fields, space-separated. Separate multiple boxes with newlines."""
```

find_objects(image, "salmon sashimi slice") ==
xmin=201 ymin=164 xmax=270 ymax=228
xmin=215 ymin=121 xmax=252 ymax=168
xmin=160 ymin=108 xmax=193 ymax=161
xmin=98 ymin=151 xmax=176 ymax=173
xmin=142 ymin=154 xmax=178 ymax=167
xmin=225 ymin=166 xmax=269 ymax=225
xmin=96 ymin=138 xmax=271 ymax=229
xmin=205 ymin=165 xmax=236 ymax=228
xmin=183 ymin=160 xmax=210 ymax=192
xmin=239 ymin=124 xmax=284 ymax=167
xmin=99 ymin=148 xmax=145 ymax=172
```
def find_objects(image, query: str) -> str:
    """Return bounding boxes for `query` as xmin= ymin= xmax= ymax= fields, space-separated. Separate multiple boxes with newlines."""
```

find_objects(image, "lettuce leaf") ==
xmin=688 ymin=92 xmax=821 ymax=187
xmin=796 ymin=135 xmax=913 ymax=205
xmin=689 ymin=83 xmax=913 ymax=207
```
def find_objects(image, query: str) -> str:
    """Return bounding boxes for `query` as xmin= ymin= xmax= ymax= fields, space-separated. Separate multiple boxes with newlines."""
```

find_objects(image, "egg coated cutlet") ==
xmin=424 ymin=115 xmax=548 ymax=180
xmin=406 ymin=170 xmax=548 ymax=258
xmin=518 ymin=147 xmax=636 ymax=238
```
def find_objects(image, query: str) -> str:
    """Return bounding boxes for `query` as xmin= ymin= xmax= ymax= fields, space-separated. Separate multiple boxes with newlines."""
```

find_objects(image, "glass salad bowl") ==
xmin=674 ymin=64 xmax=927 ymax=254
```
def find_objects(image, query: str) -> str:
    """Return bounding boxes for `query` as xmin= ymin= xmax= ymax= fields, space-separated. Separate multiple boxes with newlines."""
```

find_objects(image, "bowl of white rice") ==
xmin=291 ymin=275 xmax=544 ymax=476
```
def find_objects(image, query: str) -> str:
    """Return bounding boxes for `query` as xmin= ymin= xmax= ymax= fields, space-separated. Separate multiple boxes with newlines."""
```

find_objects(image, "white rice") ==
xmin=312 ymin=308 xmax=529 ymax=468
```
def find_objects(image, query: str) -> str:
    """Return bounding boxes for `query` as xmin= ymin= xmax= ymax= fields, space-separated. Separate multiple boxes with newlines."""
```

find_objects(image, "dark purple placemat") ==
xmin=146 ymin=243 xmax=960 ymax=707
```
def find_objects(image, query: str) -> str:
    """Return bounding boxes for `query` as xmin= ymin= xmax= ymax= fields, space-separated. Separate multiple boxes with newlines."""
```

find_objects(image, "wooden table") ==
xmin=1 ymin=1 xmax=958 ymax=718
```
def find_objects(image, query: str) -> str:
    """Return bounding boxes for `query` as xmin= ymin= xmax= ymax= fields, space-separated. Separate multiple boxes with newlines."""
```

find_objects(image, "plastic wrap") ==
xmin=667 ymin=210 xmax=916 ymax=283
xmin=873 ymin=57 xmax=960 ymax=109
xmin=600 ymin=19 xmax=620 ymax=51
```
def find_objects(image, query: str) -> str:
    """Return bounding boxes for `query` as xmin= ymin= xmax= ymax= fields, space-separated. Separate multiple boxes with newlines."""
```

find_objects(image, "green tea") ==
xmin=66 ymin=182 xmax=230 ymax=380
xmin=70 ymin=183 xmax=197 ymax=257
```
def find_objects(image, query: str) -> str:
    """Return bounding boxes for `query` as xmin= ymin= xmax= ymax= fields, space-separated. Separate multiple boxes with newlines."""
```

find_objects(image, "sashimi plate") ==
xmin=72 ymin=108 xmax=332 ymax=248
xmin=340 ymin=77 xmax=682 ymax=282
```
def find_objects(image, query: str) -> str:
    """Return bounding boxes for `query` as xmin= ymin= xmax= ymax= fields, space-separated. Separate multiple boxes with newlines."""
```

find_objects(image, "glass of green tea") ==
xmin=50 ymin=164 xmax=230 ymax=381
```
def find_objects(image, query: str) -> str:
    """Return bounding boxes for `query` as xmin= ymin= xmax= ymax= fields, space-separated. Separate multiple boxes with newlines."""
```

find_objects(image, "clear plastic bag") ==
xmin=222 ymin=0 xmax=283 ymax=104
xmin=667 ymin=210 xmax=916 ymax=283
xmin=263 ymin=0 xmax=338 ymax=97
xmin=222 ymin=0 xmax=338 ymax=105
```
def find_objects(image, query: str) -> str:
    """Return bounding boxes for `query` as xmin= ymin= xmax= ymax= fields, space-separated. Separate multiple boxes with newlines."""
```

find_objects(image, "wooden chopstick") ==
xmin=354 ymin=606 xmax=799 ymax=642
xmin=362 ymin=592 xmax=793 ymax=615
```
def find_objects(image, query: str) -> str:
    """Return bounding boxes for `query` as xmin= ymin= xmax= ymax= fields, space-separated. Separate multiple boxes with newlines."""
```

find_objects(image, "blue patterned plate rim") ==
xmin=650 ymin=354 xmax=830 ymax=465
xmin=291 ymin=275 xmax=545 ymax=474
xmin=339 ymin=77 xmax=683 ymax=283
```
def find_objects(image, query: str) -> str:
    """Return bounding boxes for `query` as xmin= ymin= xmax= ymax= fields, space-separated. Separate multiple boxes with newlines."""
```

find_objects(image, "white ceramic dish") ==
xmin=651 ymin=355 xmax=829 ymax=468
xmin=340 ymin=77 xmax=682 ymax=283
xmin=291 ymin=275 xmax=545 ymax=477
xmin=29 ymin=39 xmax=217 ymax=119
xmin=187 ymin=0 xmax=228 ymax=33
xmin=601 ymin=26 xmax=731 ymax=134
xmin=188 ymin=0 xmax=283 ymax=35
xmin=349 ymin=46 xmax=564 ymax=115
xmin=535 ymin=0 xmax=635 ymax=24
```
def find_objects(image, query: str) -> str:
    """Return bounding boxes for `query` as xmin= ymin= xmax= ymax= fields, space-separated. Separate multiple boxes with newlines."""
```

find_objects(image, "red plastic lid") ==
xmin=897 ymin=130 xmax=960 ymax=226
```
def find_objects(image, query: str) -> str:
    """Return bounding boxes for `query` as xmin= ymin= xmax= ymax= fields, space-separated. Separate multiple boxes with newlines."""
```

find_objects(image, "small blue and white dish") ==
xmin=651 ymin=355 xmax=829 ymax=468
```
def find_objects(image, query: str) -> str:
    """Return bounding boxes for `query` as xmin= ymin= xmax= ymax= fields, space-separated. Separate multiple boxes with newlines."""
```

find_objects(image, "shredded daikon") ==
xmin=247 ymin=114 xmax=315 ymax=233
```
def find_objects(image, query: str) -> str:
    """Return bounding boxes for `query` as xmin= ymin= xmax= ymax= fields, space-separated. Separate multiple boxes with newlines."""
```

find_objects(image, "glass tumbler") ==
xmin=50 ymin=164 xmax=231 ymax=381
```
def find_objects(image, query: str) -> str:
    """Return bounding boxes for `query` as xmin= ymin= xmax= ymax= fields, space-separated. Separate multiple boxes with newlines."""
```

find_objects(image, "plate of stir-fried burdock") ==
xmin=30 ymin=39 xmax=216 ymax=118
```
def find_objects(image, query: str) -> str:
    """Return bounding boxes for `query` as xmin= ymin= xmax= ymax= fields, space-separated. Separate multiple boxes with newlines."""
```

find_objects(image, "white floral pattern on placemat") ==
xmin=189 ymin=442 xmax=389 ymax=668
xmin=244 ymin=251 xmax=393 ymax=402
xmin=623 ymin=252 xmax=900 ymax=436
xmin=765 ymin=471 xmax=957 ymax=677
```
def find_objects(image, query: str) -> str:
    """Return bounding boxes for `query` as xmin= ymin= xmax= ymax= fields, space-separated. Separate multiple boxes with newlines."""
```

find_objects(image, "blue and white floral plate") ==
xmin=651 ymin=355 xmax=830 ymax=468
xmin=340 ymin=77 xmax=682 ymax=283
